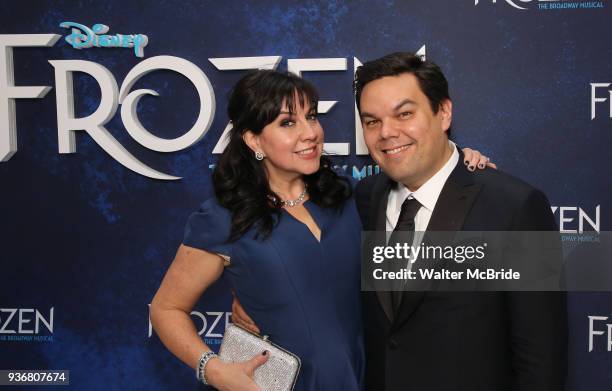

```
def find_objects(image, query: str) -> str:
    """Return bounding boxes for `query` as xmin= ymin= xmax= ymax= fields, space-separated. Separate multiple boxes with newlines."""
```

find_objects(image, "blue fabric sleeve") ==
xmin=182 ymin=198 xmax=233 ymax=258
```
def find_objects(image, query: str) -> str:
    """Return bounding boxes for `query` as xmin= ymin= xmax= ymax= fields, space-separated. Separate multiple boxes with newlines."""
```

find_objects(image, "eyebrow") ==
xmin=279 ymin=108 xmax=316 ymax=116
xmin=360 ymin=111 xmax=377 ymax=119
xmin=360 ymin=98 xmax=417 ymax=119
xmin=393 ymin=98 xmax=417 ymax=111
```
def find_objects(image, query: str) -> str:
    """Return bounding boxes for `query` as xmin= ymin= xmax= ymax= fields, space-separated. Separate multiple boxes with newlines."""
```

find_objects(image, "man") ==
xmin=354 ymin=52 xmax=567 ymax=390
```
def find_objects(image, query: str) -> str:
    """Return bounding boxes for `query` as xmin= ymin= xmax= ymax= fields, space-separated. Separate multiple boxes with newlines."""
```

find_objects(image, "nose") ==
xmin=379 ymin=118 xmax=400 ymax=139
xmin=299 ymin=119 xmax=319 ymax=141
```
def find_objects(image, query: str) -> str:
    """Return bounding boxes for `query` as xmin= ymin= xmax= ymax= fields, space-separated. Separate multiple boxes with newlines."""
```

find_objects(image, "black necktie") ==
xmin=389 ymin=197 xmax=422 ymax=312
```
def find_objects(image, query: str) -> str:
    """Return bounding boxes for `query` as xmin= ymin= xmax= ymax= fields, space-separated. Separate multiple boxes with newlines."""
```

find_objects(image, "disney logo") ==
xmin=59 ymin=22 xmax=148 ymax=57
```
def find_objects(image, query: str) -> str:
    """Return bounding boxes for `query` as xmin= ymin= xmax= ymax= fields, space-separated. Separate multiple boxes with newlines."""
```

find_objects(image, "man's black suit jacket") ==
xmin=355 ymin=157 xmax=568 ymax=391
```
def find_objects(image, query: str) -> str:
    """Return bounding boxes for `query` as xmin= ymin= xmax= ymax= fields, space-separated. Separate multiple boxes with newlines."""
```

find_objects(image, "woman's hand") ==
xmin=462 ymin=147 xmax=497 ymax=171
xmin=231 ymin=291 xmax=261 ymax=334
xmin=205 ymin=352 xmax=269 ymax=391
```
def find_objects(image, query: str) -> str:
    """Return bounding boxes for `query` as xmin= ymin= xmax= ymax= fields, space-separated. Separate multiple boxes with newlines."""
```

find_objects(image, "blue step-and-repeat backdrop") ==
xmin=1 ymin=0 xmax=611 ymax=389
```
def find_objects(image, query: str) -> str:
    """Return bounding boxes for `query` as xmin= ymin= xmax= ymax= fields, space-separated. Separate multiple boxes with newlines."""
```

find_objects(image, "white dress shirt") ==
xmin=386 ymin=141 xmax=460 ymax=233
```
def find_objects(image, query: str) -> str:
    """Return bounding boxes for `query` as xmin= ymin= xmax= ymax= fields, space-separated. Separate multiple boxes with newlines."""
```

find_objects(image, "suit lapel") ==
xmin=392 ymin=157 xmax=483 ymax=330
xmin=427 ymin=164 xmax=481 ymax=232
xmin=368 ymin=174 xmax=396 ymax=323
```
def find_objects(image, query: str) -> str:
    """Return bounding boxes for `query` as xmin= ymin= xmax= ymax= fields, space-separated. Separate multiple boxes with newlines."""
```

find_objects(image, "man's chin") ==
xmin=379 ymin=165 xmax=417 ymax=185
xmin=377 ymin=158 xmax=410 ymax=177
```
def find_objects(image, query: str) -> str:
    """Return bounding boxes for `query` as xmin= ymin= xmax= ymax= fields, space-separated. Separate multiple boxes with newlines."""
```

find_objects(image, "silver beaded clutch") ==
xmin=218 ymin=323 xmax=301 ymax=391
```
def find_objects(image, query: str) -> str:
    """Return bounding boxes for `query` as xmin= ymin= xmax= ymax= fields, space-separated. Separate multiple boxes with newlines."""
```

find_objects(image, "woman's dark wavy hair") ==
xmin=213 ymin=70 xmax=352 ymax=241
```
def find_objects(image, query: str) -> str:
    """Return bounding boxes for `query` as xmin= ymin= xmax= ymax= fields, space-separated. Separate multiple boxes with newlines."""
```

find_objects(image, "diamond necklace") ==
xmin=268 ymin=187 xmax=308 ymax=207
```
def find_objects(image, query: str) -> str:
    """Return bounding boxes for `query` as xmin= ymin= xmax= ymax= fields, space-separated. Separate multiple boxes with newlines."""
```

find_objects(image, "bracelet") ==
xmin=196 ymin=351 xmax=218 ymax=385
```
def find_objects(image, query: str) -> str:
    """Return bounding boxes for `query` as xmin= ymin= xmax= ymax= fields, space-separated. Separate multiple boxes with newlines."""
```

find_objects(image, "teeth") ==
xmin=384 ymin=145 xmax=411 ymax=154
xmin=297 ymin=147 xmax=315 ymax=155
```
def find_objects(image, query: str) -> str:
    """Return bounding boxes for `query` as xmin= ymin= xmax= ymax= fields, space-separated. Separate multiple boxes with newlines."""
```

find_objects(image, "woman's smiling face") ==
xmin=251 ymin=95 xmax=324 ymax=181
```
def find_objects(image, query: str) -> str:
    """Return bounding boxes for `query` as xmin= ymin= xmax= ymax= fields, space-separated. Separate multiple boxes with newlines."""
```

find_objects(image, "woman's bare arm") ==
xmin=150 ymin=244 xmax=224 ymax=369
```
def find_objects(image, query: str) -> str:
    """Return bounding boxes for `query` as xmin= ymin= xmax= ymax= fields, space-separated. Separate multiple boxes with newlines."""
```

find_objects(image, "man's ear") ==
xmin=439 ymin=99 xmax=453 ymax=133
xmin=242 ymin=130 xmax=261 ymax=154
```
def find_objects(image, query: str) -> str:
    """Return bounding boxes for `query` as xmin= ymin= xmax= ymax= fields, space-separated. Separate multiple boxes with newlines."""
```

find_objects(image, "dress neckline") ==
xmin=281 ymin=200 xmax=323 ymax=243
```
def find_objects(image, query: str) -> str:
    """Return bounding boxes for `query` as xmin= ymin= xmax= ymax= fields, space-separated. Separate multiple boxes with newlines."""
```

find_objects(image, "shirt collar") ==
xmin=394 ymin=140 xmax=459 ymax=212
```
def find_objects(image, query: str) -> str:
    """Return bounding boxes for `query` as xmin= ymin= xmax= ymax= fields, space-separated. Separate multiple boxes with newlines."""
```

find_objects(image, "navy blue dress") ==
xmin=183 ymin=197 xmax=365 ymax=390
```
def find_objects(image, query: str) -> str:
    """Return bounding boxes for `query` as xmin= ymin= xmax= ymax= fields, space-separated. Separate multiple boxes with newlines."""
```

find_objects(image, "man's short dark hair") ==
xmin=353 ymin=52 xmax=451 ymax=115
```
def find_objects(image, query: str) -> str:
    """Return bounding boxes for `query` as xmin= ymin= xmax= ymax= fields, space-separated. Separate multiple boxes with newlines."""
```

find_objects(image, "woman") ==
xmin=150 ymin=70 xmax=491 ymax=390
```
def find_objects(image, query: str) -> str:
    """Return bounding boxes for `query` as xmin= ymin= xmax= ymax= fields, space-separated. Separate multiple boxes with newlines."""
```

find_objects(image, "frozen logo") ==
xmin=0 ymin=32 xmax=423 ymax=180
xmin=60 ymin=22 xmax=148 ymax=58
xmin=474 ymin=0 xmax=605 ymax=10
xmin=474 ymin=0 xmax=531 ymax=10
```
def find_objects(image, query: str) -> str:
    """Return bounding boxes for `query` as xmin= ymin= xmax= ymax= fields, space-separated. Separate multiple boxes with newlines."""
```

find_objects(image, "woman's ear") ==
xmin=242 ymin=130 xmax=261 ymax=154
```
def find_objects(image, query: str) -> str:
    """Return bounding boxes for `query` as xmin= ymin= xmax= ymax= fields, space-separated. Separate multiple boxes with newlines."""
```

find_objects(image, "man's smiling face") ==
xmin=359 ymin=72 xmax=453 ymax=190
